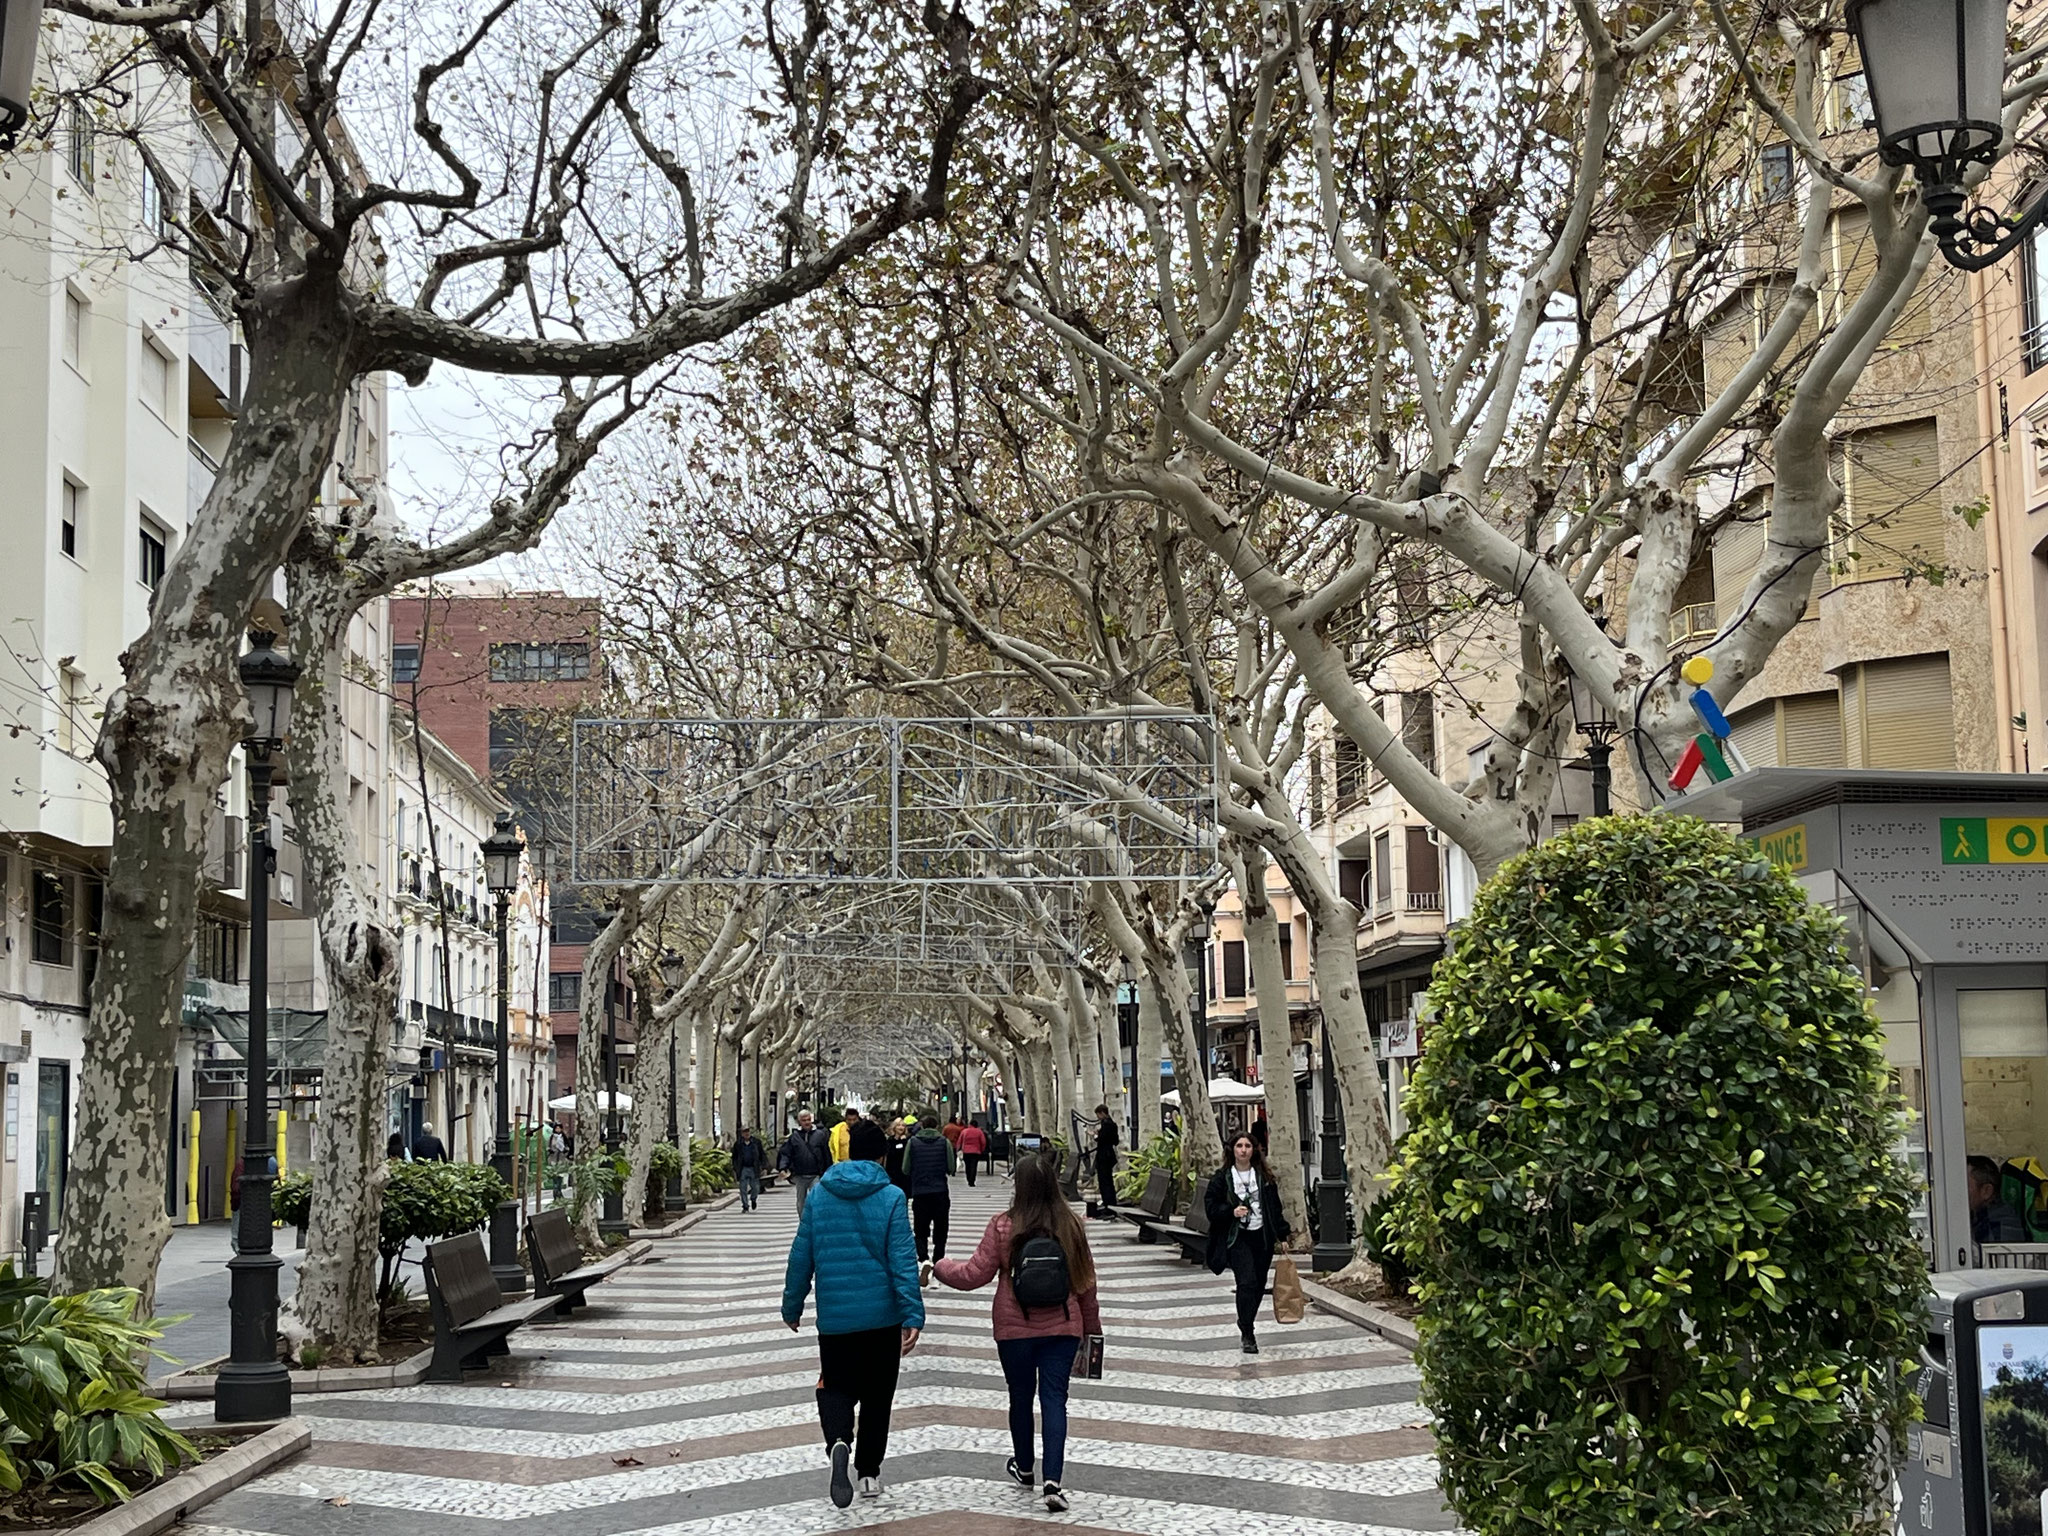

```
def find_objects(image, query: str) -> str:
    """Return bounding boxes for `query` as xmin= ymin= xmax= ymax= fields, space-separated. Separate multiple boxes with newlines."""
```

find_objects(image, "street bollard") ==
xmin=1901 ymin=1269 xmax=2048 ymax=1535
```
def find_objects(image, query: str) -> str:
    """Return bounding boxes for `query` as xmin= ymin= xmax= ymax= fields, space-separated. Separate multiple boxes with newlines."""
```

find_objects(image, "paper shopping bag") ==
xmin=1272 ymin=1254 xmax=1306 ymax=1325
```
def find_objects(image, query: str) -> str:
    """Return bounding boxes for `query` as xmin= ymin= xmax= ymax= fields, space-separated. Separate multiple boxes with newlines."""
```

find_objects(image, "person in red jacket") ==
xmin=931 ymin=1154 xmax=1101 ymax=1514
xmin=956 ymin=1119 xmax=988 ymax=1186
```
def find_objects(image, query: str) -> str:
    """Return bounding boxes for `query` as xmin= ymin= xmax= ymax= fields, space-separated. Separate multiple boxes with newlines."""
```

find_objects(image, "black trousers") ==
xmin=962 ymin=1153 xmax=980 ymax=1186
xmin=816 ymin=1327 xmax=901 ymax=1477
xmin=913 ymin=1192 xmax=951 ymax=1261
xmin=1095 ymin=1153 xmax=1117 ymax=1210
xmin=1226 ymin=1226 xmax=1274 ymax=1335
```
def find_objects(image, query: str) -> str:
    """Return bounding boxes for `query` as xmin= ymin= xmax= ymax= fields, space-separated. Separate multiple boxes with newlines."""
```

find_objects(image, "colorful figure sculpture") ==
xmin=1668 ymin=656 xmax=1749 ymax=791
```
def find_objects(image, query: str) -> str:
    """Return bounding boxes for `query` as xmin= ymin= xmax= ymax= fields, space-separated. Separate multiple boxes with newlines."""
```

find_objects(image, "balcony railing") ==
xmin=1406 ymin=891 xmax=1444 ymax=913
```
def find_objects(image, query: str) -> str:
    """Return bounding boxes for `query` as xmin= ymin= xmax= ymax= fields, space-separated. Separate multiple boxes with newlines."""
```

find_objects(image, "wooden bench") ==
xmin=1144 ymin=1196 xmax=1210 ymax=1263
xmin=1117 ymin=1169 xmax=1174 ymax=1235
xmin=423 ymin=1231 xmax=562 ymax=1383
xmin=526 ymin=1207 xmax=633 ymax=1318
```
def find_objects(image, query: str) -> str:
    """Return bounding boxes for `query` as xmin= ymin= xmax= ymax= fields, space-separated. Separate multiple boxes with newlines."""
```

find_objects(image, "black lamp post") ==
xmin=599 ymin=951 xmax=628 ymax=1238
xmin=1566 ymin=661 xmax=1618 ymax=818
xmin=217 ymin=630 xmax=298 ymax=1425
xmin=1118 ymin=956 xmax=1140 ymax=1147
xmin=0 ymin=0 xmax=46 ymax=152
xmin=1849 ymin=0 xmax=2030 ymax=269
xmin=1311 ymin=1019 xmax=1351 ymax=1273
xmin=1186 ymin=902 xmax=1214 ymax=1079
xmin=481 ymin=812 xmax=526 ymax=1295
xmin=661 ymin=952 xmax=686 ymax=1213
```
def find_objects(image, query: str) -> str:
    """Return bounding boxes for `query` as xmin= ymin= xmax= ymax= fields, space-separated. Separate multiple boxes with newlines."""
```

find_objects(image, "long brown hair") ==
xmin=1005 ymin=1153 xmax=1097 ymax=1291
xmin=1227 ymin=1131 xmax=1273 ymax=1190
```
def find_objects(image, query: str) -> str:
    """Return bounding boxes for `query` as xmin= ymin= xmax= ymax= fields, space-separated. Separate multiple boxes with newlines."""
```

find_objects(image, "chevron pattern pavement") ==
xmin=170 ymin=1170 xmax=1460 ymax=1534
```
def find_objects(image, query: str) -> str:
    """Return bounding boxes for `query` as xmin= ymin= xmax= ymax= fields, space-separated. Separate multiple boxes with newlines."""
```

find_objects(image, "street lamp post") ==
xmin=217 ymin=631 xmax=298 ymax=1425
xmin=1849 ymin=0 xmax=2036 ymax=270
xmin=1118 ymin=957 xmax=1140 ymax=1148
xmin=599 ymin=952 xmax=628 ymax=1238
xmin=1311 ymin=1020 xmax=1351 ymax=1273
xmin=0 ymin=0 xmax=47 ymax=152
xmin=661 ymin=952 xmax=687 ymax=1213
xmin=1186 ymin=902 xmax=1214 ymax=1079
xmin=481 ymin=812 xmax=526 ymax=1296
xmin=1566 ymin=661 xmax=1618 ymax=817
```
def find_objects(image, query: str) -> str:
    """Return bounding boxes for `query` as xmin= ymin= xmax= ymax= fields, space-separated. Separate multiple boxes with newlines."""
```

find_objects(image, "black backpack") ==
xmin=1010 ymin=1233 xmax=1072 ymax=1316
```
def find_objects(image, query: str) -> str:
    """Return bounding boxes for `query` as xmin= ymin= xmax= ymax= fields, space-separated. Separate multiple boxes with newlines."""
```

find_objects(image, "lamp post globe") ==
xmin=0 ymin=0 xmax=47 ymax=152
xmin=1564 ymin=658 xmax=1617 ymax=818
xmin=1849 ymin=0 xmax=2039 ymax=268
xmin=217 ymin=630 xmax=299 ymax=1424
xmin=481 ymin=812 xmax=527 ymax=1294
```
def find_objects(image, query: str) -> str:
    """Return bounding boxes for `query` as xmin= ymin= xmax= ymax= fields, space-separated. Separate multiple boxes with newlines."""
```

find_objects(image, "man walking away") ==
xmin=957 ymin=1117 xmax=988 ymax=1187
xmin=779 ymin=1111 xmax=832 ymax=1218
xmin=734 ymin=1126 xmax=766 ymax=1212
xmin=783 ymin=1119 xmax=923 ymax=1507
xmin=906 ymin=1113 xmax=956 ymax=1262
xmin=830 ymin=1106 xmax=862 ymax=1163
xmin=1091 ymin=1105 xmax=1120 ymax=1216
xmin=412 ymin=1123 xmax=448 ymax=1163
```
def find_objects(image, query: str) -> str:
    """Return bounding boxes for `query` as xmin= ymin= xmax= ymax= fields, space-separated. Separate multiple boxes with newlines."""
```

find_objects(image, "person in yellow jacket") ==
xmin=829 ymin=1106 xmax=862 ymax=1162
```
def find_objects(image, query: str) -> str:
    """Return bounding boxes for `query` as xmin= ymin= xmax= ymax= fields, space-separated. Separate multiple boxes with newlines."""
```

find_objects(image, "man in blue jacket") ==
xmin=783 ymin=1117 xmax=924 ymax=1507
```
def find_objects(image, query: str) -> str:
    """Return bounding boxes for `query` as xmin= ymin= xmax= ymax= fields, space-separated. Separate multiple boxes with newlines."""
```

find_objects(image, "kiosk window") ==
xmin=1962 ymin=992 xmax=2048 ymax=1171
xmin=1977 ymin=1323 xmax=2048 ymax=1536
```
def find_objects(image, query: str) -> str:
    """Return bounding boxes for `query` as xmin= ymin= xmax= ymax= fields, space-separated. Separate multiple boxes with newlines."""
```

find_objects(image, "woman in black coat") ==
xmin=1204 ymin=1130 xmax=1292 ymax=1354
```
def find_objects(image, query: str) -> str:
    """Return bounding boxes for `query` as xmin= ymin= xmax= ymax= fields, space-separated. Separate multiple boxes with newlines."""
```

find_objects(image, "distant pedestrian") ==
xmin=830 ymin=1106 xmax=861 ymax=1163
xmin=385 ymin=1131 xmax=405 ymax=1161
xmin=1091 ymin=1105 xmax=1120 ymax=1216
xmin=783 ymin=1118 xmax=924 ymax=1508
xmin=957 ymin=1119 xmax=988 ymax=1186
xmin=734 ymin=1126 xmax=766 ymax=1211
xmin=779 ymin=1111 xmax=832 ymax=1217
xmin=906 ymin=1113 xmax=955 ymax=1262
xmin=932 ymin=1153 xmax=1100 ymax=1514
xmin=884 ymin=1119 xmax=911 ymax=1193
xmin=1205 ymin=1131 xmax=1292 ymax=1354
xmin=942 ymin=1114 xmax=965 ymax=1151
xmin=412 ymin=1124 xmax=449 ymax=1163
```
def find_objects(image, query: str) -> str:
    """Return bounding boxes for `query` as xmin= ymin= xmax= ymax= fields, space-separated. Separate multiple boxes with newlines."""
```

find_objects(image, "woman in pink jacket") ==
xmin=931 ymin=1153 xmax=1101 ymax=1513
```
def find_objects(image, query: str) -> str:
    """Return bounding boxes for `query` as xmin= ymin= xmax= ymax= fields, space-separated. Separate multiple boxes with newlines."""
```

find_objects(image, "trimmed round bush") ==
xmin=1389 ymin=815 xmax=1923 ymax=1535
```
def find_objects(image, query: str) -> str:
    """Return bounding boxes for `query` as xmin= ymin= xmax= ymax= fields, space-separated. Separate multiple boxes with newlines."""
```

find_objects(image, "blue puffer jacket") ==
xmin=782 ymin=1159 xmax=926 ymax=1335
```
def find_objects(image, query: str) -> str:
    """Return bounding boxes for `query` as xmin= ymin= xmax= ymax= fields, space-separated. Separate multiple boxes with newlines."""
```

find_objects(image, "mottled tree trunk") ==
xmin=691 ymin=1014 xmax=714 ymax=1144
xmin=1135 ymin=970 xmax=1164 ymax=1149
xmin=1144 ymin=952 xmax=1224 ymax=1185
xmin=1310 ymin=918 xmax=1393 ymax=1273
xmin=56 ymin=277 xmax=358 ymax=1300
xmin=1236 ymin=846 xmax=1310 ymax=1244
xmin=283 ymin=562 xmax=397 ymax=1358
xmin=625 ymin=980 xmax=665 ymax=1226
xmin=574 ymin=905 xmax=635 ymax=1247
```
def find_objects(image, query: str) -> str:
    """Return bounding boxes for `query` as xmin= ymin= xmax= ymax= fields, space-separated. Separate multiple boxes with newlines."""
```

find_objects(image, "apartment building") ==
xmin=387 ymin=584 xmax=619 ymax=1111
xmin=389 ymin=713 xmax=549 ymax=1162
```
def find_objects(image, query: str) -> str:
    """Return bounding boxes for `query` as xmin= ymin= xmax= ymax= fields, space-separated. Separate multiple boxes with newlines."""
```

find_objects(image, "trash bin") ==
xmin=1901 ymin=1269 xmax=2048 ymax=1535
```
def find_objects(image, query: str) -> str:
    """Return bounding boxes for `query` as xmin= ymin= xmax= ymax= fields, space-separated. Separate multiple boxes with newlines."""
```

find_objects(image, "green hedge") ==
xmin=273 ymin=1160 xmax=510 ymax=1300
xmin=1388 ymin=816 xmax=1923 ymax=1534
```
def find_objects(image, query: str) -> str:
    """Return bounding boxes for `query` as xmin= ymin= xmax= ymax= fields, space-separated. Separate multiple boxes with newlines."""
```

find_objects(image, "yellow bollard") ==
xmin=186 ymin=1109 xmax=200 ymax=1224
xmin=275 ymin=1106 xmax=287 ymax=1177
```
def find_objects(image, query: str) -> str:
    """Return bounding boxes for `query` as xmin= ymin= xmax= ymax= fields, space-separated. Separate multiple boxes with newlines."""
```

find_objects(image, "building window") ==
xmin=142 ymin=164 xmax=176 ymax=238
xmin=60 ymin=479 xmax=81 ymax=559
xmin=138 ymin=513 xmax=167 ymax=592
xmin=1842 ymin=652 xmax=1955 ymax=771
xmin=1333 ymin=734 xmax=1366 ymax=811
xmin=2025 ymin=221 xmax=2048 ymax=374
xmin=1406 ymin=826 xmax=1443 ymax=911
xmin=1401 ymin=691 xmax=1436 ymax=774
xmin=31 ymin=870 xmax=72 ymax=967
xmin=62 ymin=290 xmax=86 ymax=372
xmin=1758 ymin=142 xmax=1795 ymax=204
xmin=67 ymin=103 xmax=92 ymax=186
xmin=1372 ymin=832 xmax=1393 ymax=915
xmin=488 ymin=641 xmax=591 ymax=683
xmin=57 ymin=665 xmax=86 ymax=756
xmin=391 ymin=643 xmax=420 ymax=684
xmin=1221 ymin=939 xmax=1247 ymax=999
xmin=1278 ymin=920 xmax=1294 ymax=981
xmin=1831 ymin=418 xmax=1943 ymax=582
xmin=1337 ymin=858 xmax=1368 ymax=913
xmin=1726 ymin=690 xmax=1845 ymax=770
xmin=140 ymin=337 xmax=171 ymax=418
xmin=549 ymin=971 xmax=581 ymax=1014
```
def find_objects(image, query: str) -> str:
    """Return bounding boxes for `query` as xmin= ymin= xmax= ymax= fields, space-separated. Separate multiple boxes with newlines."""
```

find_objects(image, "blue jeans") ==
xmin=996 ymin=1334 xmax=1080 ymax=1483
xmin=740 ymin=1167 xmax=761 ymax=1207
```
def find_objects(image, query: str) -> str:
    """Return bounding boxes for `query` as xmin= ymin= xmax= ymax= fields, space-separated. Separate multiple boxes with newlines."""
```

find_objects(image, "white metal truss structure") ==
xmin=571 ymin=713 xmax=1219 ymax=886
xmin=773 ymin=884 xmax=1092 ymax=1000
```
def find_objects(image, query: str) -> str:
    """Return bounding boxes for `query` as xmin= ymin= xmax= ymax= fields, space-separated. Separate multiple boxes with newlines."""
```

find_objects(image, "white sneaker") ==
xmin=858 ymin=1475 xmax=882 ymax=1499
xmin=1044 ymin=1481 xmax=1068 ymax=1512
xmin=918 ymin=1260 xmax=933 ymax=1287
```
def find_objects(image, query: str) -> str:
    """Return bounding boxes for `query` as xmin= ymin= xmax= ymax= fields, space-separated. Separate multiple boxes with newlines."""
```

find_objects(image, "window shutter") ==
xmin=1222 ymin=940 xmax=1247 ymax=999
xmin=1713 ymin=515 xmax=1766 ymax=625
xmin=1401 ymin=691 xmax=1436 ymax=773
xmin=1701 ymin=295 xmax=1750 ymax=402
xmin=1860 ymin=653 xmax=1955 ymax=770
xmin=1728 ymin=700 xmax=1780 ymax=767
xmin=1833 ymin=207 xmax=1878 ymax=323
xmin=1405 ymin=826 xmax=1441 ymax=896
xmin=1841 ymin=664 xmax=1864 ymax=767
xmin=1337 ymin=859 xmax=1368 ymax=911
xmin=1841 ymin=419 xmax=1942 ymax=580
xmin=1780 ymin=690 xmax=1845 ymax=767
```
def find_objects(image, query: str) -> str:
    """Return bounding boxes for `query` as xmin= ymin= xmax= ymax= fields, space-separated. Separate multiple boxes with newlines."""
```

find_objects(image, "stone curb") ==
xmin=1297 ymin=1276 xmax=1419 ymax=1352
xmin=71 ymin=1418 xmax=310 ymax=1536
xmin=156 ymin=1346 xmax=434 ymax=1400
xmin=631 ymin=1186 xmax=743 ymax=1239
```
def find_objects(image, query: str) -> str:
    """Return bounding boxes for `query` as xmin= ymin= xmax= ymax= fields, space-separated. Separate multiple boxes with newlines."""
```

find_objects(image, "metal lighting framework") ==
xmin=571 ymin=713 xmax=1220 ymax=886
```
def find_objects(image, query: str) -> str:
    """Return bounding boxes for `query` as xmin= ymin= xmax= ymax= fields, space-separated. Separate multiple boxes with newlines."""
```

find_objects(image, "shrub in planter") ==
xmin=0 ymin=1264 xmax=194 ymax=1505
xmin=275 ymin=1161 xmax=510 ymax=1301
xmin=1116 ymin=1124 xmax=1183 ymax=1204
xmin=1388 ymin=816 xmax=1923 ymax=1535
xmin=689 ymin=1137 xmax=734 ymax=1199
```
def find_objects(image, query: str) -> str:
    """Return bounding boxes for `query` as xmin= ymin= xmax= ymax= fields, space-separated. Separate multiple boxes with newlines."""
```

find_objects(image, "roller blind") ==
xmin=1727 ymin=701 xmax=1779 ymax=767
xmin=1780 ymin=690 xmax=1846 ymax=767
xmin=1857 ymin=652 xmax=1955 ymax=770
xmin=1839 ymin=418 xmax=1943 ymax=581
xmin=1834 ymin=208 xmax=1931 ymax=344
xmin=1701 ymin=296 xmax=1751 ymax=403
xmin=1713 ymin=515 xmax=1767 ymax=624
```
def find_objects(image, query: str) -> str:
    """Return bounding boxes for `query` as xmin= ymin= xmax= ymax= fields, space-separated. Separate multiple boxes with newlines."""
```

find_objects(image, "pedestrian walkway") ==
xmin=172 ymin=1172 xmax=1455 ymax=1535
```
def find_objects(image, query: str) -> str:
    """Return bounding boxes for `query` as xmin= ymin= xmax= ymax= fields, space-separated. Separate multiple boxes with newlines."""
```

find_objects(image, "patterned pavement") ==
xmin=171 ymin=1170 xmax=1458 ymax=1535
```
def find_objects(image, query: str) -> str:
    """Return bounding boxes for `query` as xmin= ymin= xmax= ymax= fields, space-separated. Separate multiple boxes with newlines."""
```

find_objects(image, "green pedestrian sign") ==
xmin=1941 ymin=817 xmax=2048 ymax=865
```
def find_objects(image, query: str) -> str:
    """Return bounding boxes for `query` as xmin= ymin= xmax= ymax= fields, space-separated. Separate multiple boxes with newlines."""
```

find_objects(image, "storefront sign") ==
xmin=1941 ymin=818 xmax=2048 ymax=865
xmin=1754 ymin=822 xmax=1808 ymax=872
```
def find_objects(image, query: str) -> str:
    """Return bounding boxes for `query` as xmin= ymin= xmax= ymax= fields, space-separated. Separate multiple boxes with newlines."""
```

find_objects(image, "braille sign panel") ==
xmin=1942 ymin=818 xmax=2048 ymax=864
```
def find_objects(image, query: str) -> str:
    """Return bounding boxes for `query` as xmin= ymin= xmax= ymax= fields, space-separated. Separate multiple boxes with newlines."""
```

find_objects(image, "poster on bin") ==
xmin=1977 ymin=1324 xmax=2048 ymax=1536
